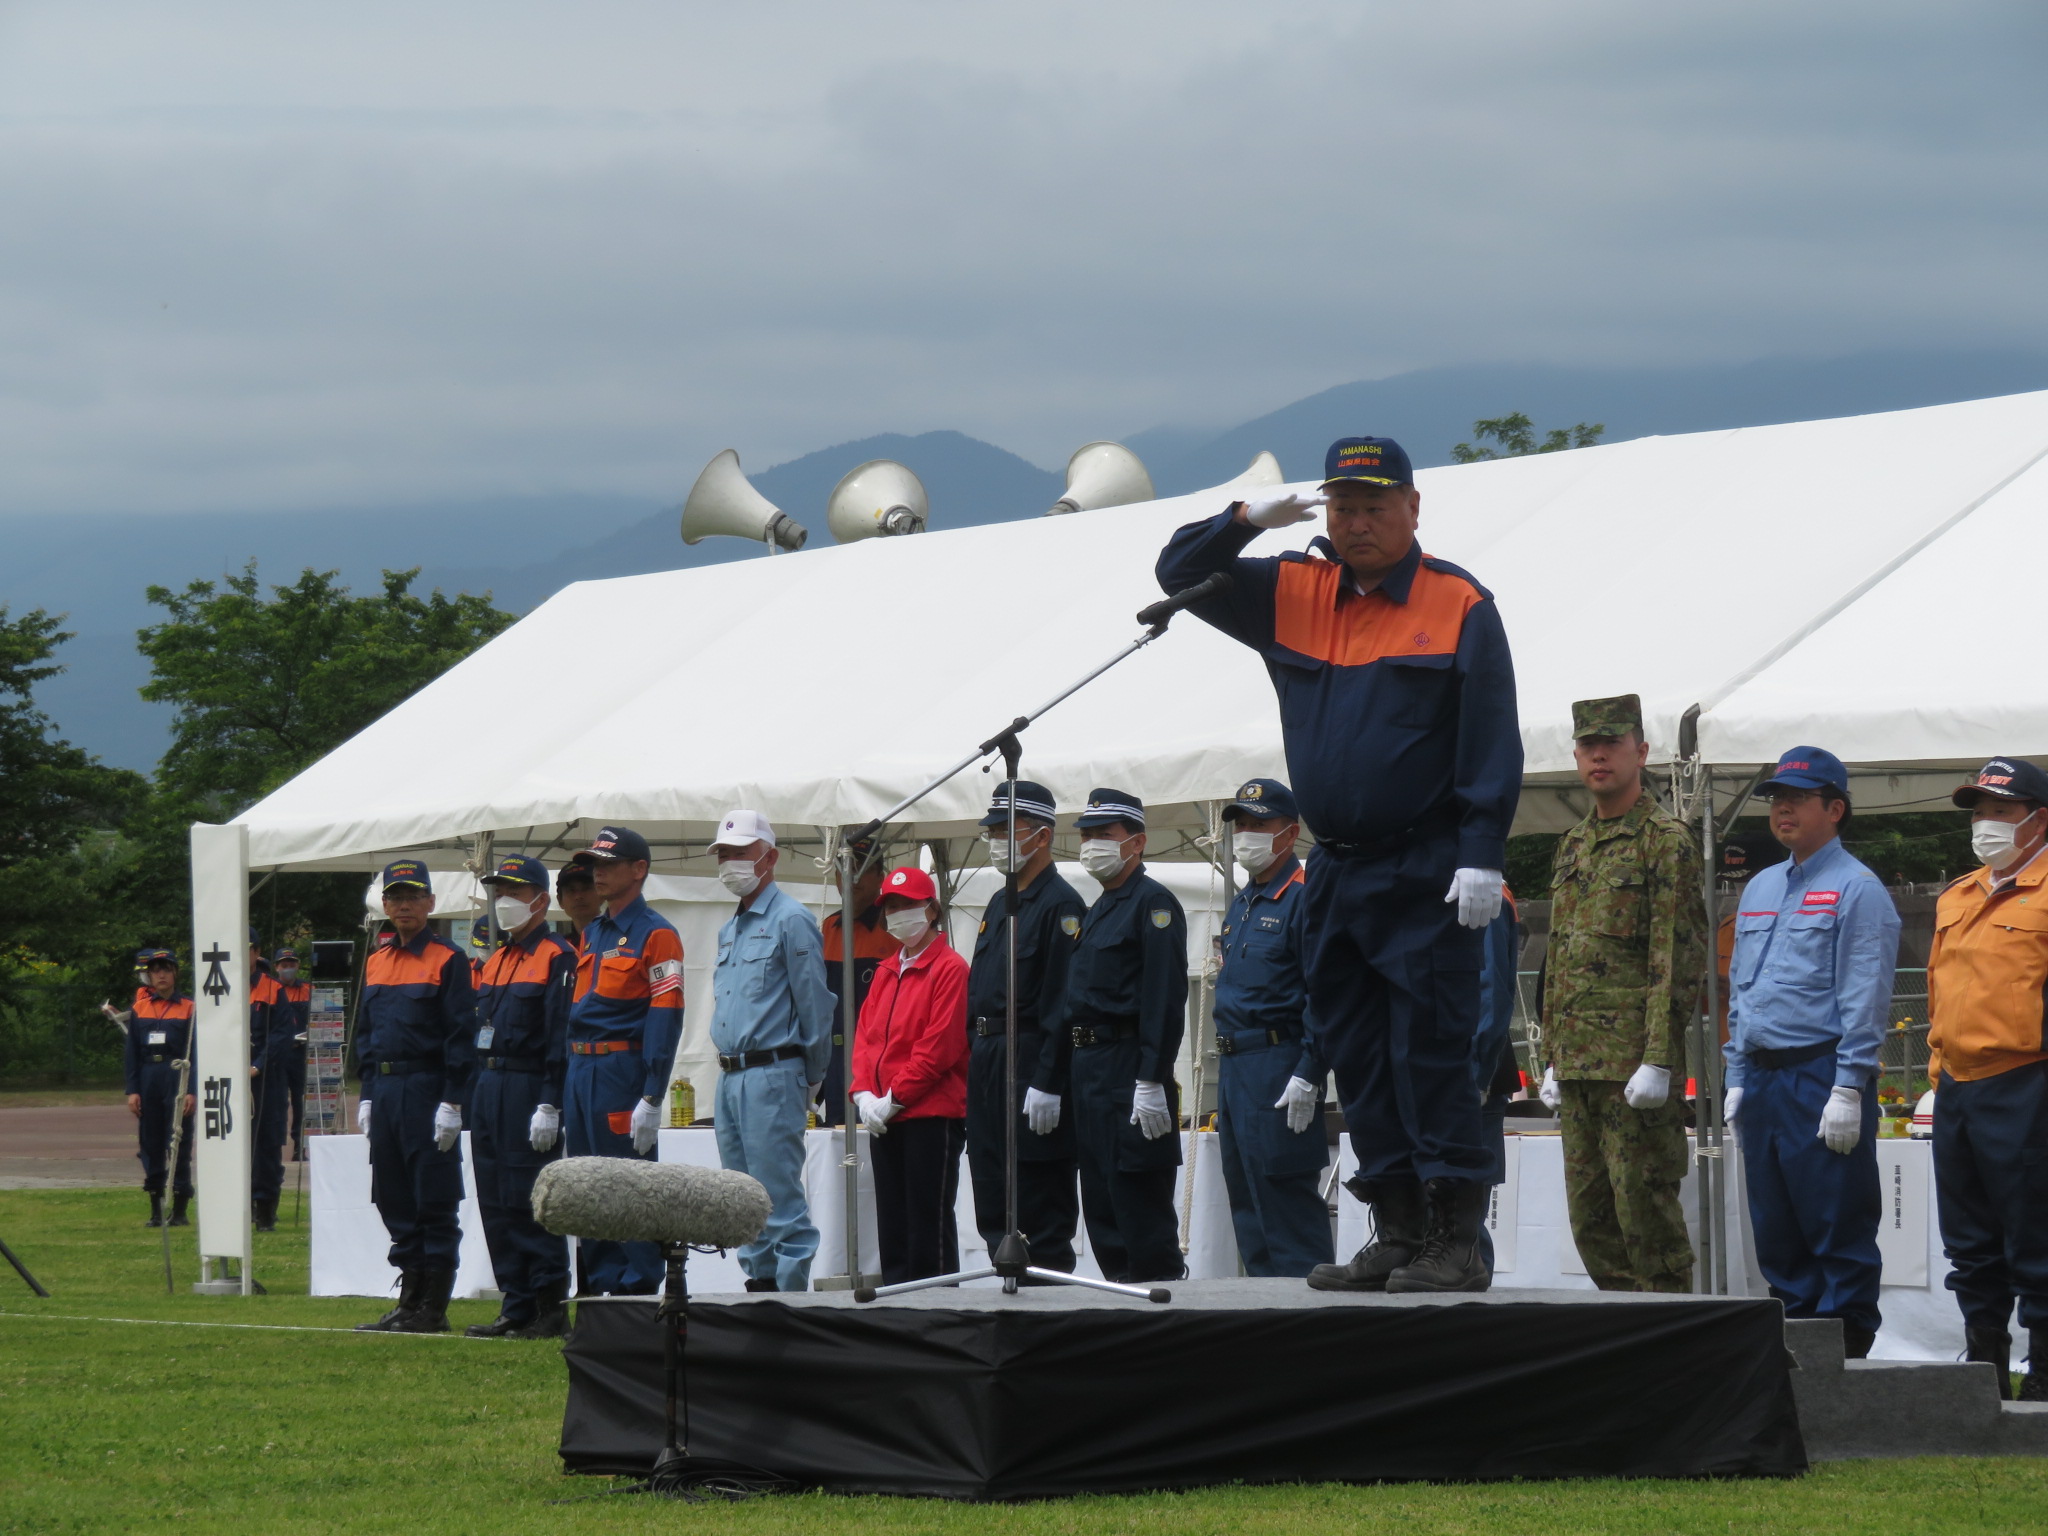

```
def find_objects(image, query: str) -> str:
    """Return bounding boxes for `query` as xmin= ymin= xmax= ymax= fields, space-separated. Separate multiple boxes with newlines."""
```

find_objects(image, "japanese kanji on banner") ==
xmin=189 ymin=821 xmax=253 ymax=1288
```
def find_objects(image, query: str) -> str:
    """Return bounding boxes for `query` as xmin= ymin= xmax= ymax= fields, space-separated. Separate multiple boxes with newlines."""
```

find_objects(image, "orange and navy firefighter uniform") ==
xmin=566 ymin=828 xmax=684 ymax=1295
xmin=124 ymin=951 xmax=195 ymax=1223
xmin=248 ymin=955 xmax=293 ymax=1228
xmin=272 ymin=948 xmax=312 ymax=1159
xmin=353 ymin=861 xmax=478 ymax=1290
xmin=1929 ymin=757 xmax=2048 ymax=1396
xmin=1157 ymin=437 xmax=1522 ymax=1203
xmin=471 ymin=855 xmax=577 ymax=1331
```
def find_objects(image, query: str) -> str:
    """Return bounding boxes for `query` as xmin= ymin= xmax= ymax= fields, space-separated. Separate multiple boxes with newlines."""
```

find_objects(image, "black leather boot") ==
xmin=252 ymin=1199 xmax=277 ymax=1234
xmin=509 ymin=1281 xmax=570 ymax=1339
xmin=743 ymin=1277 xmax=778 ymax=1293
xmin=1307 ymin=1176 xmax=1425 ymax=1292
xmin=389 ymin=1266 xmax=455 ymax=1333
xmin=465 ymin=1311 xmax=523 ymax=1339
xmin=1965 ymin=1326 xmax=2012 ymax=1401
xmin=1386 ymin=1177 xmax=1493 ymax=1293
xmin=145 ymin=1194 xmax=164 ymax=1228
xmin=2020 ymin=1330 xmax=2047 ymax=1402
xmin=168 ymin=1194 xmax=190 ymax=1227
xmin=356 ymin=1270 xmax=424 ymax=1332
xmin=1841 ymin=1321 xmax=1877 ymax=1360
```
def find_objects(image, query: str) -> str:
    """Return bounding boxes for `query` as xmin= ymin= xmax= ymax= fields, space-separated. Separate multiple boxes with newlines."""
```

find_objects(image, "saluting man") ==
xmin=565 ymin=826 xmax=685 ymax=1297
xmin=1158 ymin=435 xmax=1520 ymax=1293
xmin=1724 ymin=747 xmax=1899 ymax=1359
xmin=466 ymin=854 xmax=578 ymax=1339
xmin=1212 ymin=778 xmax=1334 ymax=1279
xmin=965 ymin=780 xmax=1085 ymax=1274
xmin=123 ymin=948 xmax=196 ymax=1229
xmin=1539 ymin=695 xmax=1706 ymax=1294
xmin=1058 ymin=789 xmax=1190 ymax=1285
xmin=352 ymin=860 xmax=477 ymax=1334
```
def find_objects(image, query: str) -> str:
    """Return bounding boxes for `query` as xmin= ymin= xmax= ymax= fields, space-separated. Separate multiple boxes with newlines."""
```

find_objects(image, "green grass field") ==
xmin=2 ymin=1187 xmax=2044 ymax=1535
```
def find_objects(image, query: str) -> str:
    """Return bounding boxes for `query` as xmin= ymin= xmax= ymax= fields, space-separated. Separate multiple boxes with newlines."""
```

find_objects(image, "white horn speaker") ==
xmin=1209 ymin=450 xmax=1284 ymax=497
xmin=680 ymin=449 xmax=809 ymax=551
xmin=1046 ymin=441 xmax=1154 ymax=515
xmin=827 ymin=459 xmax=928 ymax=543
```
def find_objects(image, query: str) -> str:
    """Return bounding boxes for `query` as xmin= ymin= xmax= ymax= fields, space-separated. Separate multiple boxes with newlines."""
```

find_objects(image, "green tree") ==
xmin=1451 ymin=413 xmax=1605 ymax=463
xmin=138 ymin=565 xmax=516 ymax=816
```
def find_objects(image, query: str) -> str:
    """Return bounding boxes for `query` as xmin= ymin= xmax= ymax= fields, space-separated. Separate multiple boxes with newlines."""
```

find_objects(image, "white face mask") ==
xmin=275 ymin=966 xmax=299 ymax=983
xmin=1078 ymin=837 xmax=1130 ymax=881
xmin=1972 ymin=812 xmax=2040 ymax=871
xmin=1233 ymin=830 xmax=1287 ymax=877
xmin=717 ymin=858 xmax=761 ymax=898
xmin=986 ymin=830 xmax=1040 ymax=875
xmin=885 ymin=908 xmax=931 ymax=946
xmin=493 ymin=895 xmax=536 ymax=932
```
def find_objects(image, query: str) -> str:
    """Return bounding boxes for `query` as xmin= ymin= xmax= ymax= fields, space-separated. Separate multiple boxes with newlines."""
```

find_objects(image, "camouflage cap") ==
xmin=1571 ymin=694 xmax=1642 ymax=740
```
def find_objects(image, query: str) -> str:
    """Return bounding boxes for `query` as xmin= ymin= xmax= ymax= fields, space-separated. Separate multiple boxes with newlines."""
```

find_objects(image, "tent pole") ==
xmin=1697 ymin=764 xmax=1728 ymax=1296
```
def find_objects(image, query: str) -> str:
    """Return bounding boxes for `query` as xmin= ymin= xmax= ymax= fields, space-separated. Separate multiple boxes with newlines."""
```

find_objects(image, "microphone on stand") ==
xmin=1136 ymin=571 xmax=1232 ymax=630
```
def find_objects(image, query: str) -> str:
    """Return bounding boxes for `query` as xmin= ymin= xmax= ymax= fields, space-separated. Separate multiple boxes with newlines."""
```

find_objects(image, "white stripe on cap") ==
xmin=1085 ymin=800 xmax=1145 ymax=825
xmin=992 ymin=792 xmax=1056 ymax=819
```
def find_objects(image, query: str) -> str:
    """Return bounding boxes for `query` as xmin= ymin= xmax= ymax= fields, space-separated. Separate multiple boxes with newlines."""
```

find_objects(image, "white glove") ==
xmin=852 ymin=1090 xmax=878 ymax=1130
xmin=1723 ymin=1086 xmax=1743 ymax=1130
xmin=528 ymin=1103 xmax=560 ymax=1153
xmin=1623 ymin=1063 xmax=1670 ymax=1110
xmin=1819 ymin=1085 xmax=1862 ymax=1155
xmin=1274 ymin=1076 xmax=1320 ymax=1135
xmin=1240 ymin=487 xmax=1326 ymax=528
xmin=862 ymin=1091 xmax=900 ymax=1136
xmin=356 ymin=1098 xmax=372 ymax=1136
xmin=629 ymin=1095 xmax=662 ymax=1155
xmin=1130 ymin=1080 xmax=1172 ymax=1141
xmin=433 ymin=1101 xmax=462 ymax=1153
xmin=1023 ymin=1087 xmax=1061 ymax=1136
xmin=1444 ymin=868 xmax=1504 ymax=930
xmin=1538 ymin=1066 xmax=1561 ymax=1111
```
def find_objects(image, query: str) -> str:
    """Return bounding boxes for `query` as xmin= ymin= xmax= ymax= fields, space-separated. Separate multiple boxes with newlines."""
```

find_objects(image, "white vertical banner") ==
xmin=1485 ymin=1135 xmax=1521 ymax=1274
xmin=1875 ymin=1140 xmax=1931 ymax=1287
xmin=189 ymin=822 xmax=253 ymax=1292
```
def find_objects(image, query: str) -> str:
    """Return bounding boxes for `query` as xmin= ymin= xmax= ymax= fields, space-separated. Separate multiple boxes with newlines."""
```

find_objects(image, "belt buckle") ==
xmin=1070 ymin=1027 xmax=1087 ymax=1048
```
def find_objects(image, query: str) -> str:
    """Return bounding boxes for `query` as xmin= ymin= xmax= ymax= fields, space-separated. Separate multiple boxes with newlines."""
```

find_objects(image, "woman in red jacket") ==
xmin=851 ymin=866 xmax=971 ymax=1284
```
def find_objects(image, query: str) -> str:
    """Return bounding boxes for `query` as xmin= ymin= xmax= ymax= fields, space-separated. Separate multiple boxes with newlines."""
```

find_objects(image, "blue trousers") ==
xmin=471 ymin=1068 xmax=568 ymax=1320
xmin=563 ymin=1051 xmax=662 ymax=1294
xmin=251 ymin=1066 xmax=290 ymax=1205
xmin=714 ymin=1056 xmax=818 ymax=1292
xmin=1303 ymin=840 xmax=1489 ymax=1184
xmin=1739 ymin=1050 xmax=1882 ymax=1333
xmin=967 ymin=1031 xmax=1079 ymax=1271
xmin=1215 ymin=1041 xmax=1333 ymax=1277
xmin=1070 ymin=1035 xmax=1182 ymax=1283
xmin=1935 ymin=1060 xmax=2048 ymax=1335
xmin=135 ymin=1064 xmax=194 ymax=1197
xmin=366 ymin=1072 xmax=463 ymax=1271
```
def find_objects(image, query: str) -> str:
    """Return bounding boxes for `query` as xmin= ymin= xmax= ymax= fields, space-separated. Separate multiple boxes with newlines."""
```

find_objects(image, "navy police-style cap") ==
xmin=1754 ymin=746 xmax=1850 ymax=798
xmin=575 ymin=825 xmax=651 ymax=865
xmin=1323 ymin=435 xmax=1414 ymax=488
xmin=135 ymin=947 xmax=176 ymax=968
xmin=381 ymin=858 xmax=432 ymax=892
xmin=1224 ymin=777 xmax=1298 ymax=823
xmin=480 ymin=853 xmax=551 ymax=887
xmin=1076 ymin=787 xmax=1145 ymax=831
xmin=556 ymin=860 xmax=594 ymax=890
xmin=981 ymin=780 xmax=1058 ymax=827
xmin=1953 ymin=757 xmax=2048 ymax=808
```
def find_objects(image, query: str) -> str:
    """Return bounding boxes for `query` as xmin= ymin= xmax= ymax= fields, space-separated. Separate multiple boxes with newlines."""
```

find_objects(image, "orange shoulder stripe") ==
xmin=1273 ymin=556 xmax=1478 ymax=667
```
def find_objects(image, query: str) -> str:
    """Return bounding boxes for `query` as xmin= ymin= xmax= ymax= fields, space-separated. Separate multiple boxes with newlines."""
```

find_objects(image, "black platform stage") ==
xmin=560 ymin=1280 xmax=1804 ymax=1498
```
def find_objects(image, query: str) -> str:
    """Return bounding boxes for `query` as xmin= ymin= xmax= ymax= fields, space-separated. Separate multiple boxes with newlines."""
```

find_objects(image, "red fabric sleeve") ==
xmin=888 ymin=948 xmax=970 ymax=1111
xmin=850 ymin=964 xmax=893 ymax=1098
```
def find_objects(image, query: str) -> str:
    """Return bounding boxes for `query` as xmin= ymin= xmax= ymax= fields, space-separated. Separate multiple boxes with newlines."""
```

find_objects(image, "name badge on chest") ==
xmin=148 ymin=1031 xmax=167 ymax=1046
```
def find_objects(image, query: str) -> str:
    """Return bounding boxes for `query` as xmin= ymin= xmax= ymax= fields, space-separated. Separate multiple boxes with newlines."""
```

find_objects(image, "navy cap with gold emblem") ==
xmin=380 ymin=858 xmax=431 ymax=892
xmin=480 ymin=853 xmax=551 ymax=888
xmin=1322 ymin=435 xmax=1414 ymax=488
xmin=980 ymin=779 xmax=1057 ymax=827
xmin=1076 ymin=787 xmax=1145 ymax=831
xmin=1953 ymin=756 xmax=2048 ymax=808
xmin=1223 ymin=777 xmax=1298 ymax=823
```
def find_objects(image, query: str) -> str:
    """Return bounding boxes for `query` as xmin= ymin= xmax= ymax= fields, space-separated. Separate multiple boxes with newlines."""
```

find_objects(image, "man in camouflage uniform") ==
xmin=1539 ymin=694 xmax=1706 ymax=1292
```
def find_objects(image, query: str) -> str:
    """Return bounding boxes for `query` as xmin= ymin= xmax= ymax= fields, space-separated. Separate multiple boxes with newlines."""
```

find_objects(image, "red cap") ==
xmin=878 ymin=866 xmax=937 ymax=902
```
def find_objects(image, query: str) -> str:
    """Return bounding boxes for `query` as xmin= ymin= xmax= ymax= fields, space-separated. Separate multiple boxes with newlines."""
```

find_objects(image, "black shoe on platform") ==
xmin=168 ymin=1195 xmax=190 ymax=1227
xmin=1307 ymin=1176 xmax=1424 ymax=1292
xmin=356 ymin=1270 xmax=424 ymax=1331
xmin=145 ymin=1195 xmax=164 ymax=1229
xmin=510 ymin=1283 xmax=570 ymax=1339
xmin=1385 ymin=1178 xmax=1492 ymax=1293
xmin=388 ymin=1267 xmax=454 ymax=1333
xmin=743 ymin=1277 xmax=778 ymax=1293
xmin=1966 ymin=1327 xmax=2013 ymax=1400
xmin=1840 ymin=1321 xmax=1877 ymax=1359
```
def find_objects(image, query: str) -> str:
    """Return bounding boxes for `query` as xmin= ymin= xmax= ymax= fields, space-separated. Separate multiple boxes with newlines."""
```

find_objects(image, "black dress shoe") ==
xmin=743 ymin=1277 xmax=778 ymax=1293
xmin=464 ymin=1314 xmax=524 ymax=1338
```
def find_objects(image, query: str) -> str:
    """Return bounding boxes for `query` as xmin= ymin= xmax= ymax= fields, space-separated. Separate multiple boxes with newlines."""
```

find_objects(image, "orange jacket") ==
xmin=1927 ymin=852 xmax=2048 ymax=1084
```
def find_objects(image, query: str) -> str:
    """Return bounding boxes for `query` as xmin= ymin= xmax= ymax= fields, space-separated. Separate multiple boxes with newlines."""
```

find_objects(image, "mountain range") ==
xmin=8 ymin=347 xmax=2047 ymax=773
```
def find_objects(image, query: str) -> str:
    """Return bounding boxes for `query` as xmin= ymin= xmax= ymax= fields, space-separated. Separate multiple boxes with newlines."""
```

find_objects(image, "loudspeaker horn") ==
xmin=1046 ymin=441 xmax=1154 ymax=515
xmin=827 ymin=459 xmax=928 ymax=543
xmin=680 ymin=449 xmax=809 ymax=551
xmin=1209 ymin=451 xmax=1284 ymax=498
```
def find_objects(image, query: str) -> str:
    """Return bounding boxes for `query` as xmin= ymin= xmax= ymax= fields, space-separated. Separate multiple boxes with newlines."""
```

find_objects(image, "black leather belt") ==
xmin=376 ymin=1058 xmax=438 ymax=1076
xmin=1071 ymin=1023 xmax=1133 ymax=1049
xmin=1314 ymin=811 xmax=1456 ymax=863
xmin=481 ymin=1055 xmax=544 ymax=1074
xmin=717 ymin=1044 xmax=805 ymax=1073
xmin=1215 ymin=1027 xmax=1298 ymax=1056
xmin=143 ymin=1052 xmax=187 ymax=1066
xmin=1747 ymin=1039 xmax=1837 ymax=1070
xmin=975 ymin=1017 xmax=1041 ymax=1039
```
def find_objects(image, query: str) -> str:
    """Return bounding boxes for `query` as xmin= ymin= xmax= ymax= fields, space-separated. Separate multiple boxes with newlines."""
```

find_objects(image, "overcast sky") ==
xmin=1 ymin=1 xmax=2044 ymax=514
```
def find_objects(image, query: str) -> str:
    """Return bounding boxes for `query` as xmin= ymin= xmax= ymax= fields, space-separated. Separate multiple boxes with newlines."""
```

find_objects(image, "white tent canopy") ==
xmin=234 ymin=389 xmax=2048 ymax=872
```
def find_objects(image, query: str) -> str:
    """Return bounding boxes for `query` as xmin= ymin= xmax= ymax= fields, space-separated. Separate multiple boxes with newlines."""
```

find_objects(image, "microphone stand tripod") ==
xmin=848 ymin=578 xmax=1227 ymax=1306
